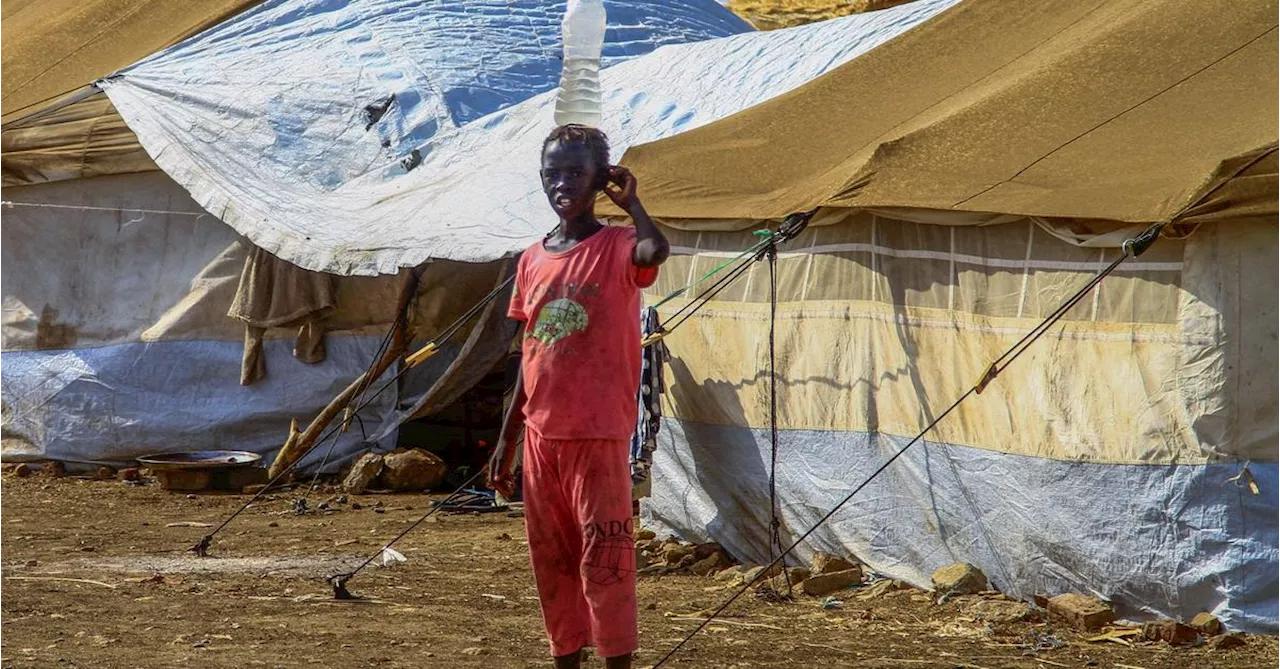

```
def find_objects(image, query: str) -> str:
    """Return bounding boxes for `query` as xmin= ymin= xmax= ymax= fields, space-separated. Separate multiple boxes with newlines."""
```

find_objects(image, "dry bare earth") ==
xmin=1 ymin=476 xmax=1275 ymax=668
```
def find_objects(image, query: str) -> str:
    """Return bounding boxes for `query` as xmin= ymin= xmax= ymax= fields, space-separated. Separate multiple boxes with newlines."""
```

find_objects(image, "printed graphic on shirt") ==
xmin=529 ymin=297 xmax=589 ymax=346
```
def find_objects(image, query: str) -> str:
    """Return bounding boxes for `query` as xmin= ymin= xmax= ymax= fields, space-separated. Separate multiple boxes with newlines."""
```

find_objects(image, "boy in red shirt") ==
xmin=488 ymin=124 xmax=669 ymax=668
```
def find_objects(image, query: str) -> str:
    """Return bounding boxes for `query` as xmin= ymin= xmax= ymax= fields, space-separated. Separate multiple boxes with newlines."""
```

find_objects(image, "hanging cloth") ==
xmin=228 ymin=245 xmax=337 ymax=385
xmin=631 ymin=306 xmax=668 ymax=487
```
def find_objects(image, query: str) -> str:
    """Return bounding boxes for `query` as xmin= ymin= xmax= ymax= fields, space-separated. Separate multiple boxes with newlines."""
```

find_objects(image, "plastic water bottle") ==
xmin=553 ymin=0 xmax=607 ymax=128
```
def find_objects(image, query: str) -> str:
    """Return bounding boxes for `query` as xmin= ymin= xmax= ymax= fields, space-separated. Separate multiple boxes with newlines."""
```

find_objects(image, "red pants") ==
xmin=523 ymin=430 xmax=637 ymax=658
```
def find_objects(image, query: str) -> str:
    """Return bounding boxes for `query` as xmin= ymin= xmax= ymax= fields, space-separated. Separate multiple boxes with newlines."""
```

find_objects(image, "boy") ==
xmin=488 ymin=124 xmax=669 ymax=668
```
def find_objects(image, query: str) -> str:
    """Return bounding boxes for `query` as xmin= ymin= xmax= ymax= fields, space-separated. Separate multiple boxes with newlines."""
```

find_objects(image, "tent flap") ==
xmin=1 ymin=0 xmax=259 ymax=123
xmin=1 ymin=94 xmax=157 ymax=186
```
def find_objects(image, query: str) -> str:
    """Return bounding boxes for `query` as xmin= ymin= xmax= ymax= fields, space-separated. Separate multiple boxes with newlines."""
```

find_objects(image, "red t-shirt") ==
xmin=508 ymin=225 xmax=659 ymax=440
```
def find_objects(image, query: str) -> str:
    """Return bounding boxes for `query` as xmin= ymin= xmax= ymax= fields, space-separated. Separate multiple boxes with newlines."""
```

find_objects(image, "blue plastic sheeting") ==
xmin=112 ymin=0 xmax=745 ymax=169
xmin=0 ymin=337 xmax=399 ymax=469
xmin=98 ymin=0 xmax=746 ymax=272
xmin=102 ymin=0 xmax=957 ymax=274
xmin=641 ymin=420 xmax=1279 ymax=633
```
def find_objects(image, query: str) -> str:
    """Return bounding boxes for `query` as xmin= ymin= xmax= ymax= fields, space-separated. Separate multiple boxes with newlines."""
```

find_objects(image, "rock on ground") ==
xmin=1191 ymin=612 xmax=1223 ymax=636
xmin=635 ymin=528 xmax=657 ymax=541
xmin=691 ymin=551 xmax=729 ymax=577
xmin=857 ymin=579 xmax=911 ymax=600
xmin=964 ymin=598 xmax=1036 ymax=624
xmin=692 ymin=543 xmax=724 ymax=561
xmin=377 ymin=449 xmax=447 ymax=491
xmin=810 ymin=552 xmax=858 ymax=576
xmin=714 ymin=565 xmax=747 ymax=582
xmin=1207 ymin=632 xmax=1247 ymax=650
xmin=662 ymin=545 xmax=693 ymax=565
xmin=760 ymin=567 xmax=811 ymax=593
xmin=342 ymin=452 xmax=384 ymax=493
xmin=931 ymin=563 xmax=988 ymax=595
xmin=1142 ymin=620 xmax=1199 ymax=645
xmin=800 ymin=568 xmax=863 ymax=597
xmin=1046 ymin=593 xmax=1115 ymax=632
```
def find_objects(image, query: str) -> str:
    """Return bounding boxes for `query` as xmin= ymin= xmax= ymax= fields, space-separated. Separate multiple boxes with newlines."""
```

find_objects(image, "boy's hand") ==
xmin=616 ymin=164 xmax=669 ymax=267
xmin=604 ymin=166 xmax=639 ymax=212
xmin=486 ymin=434 xmax=517 ymax=498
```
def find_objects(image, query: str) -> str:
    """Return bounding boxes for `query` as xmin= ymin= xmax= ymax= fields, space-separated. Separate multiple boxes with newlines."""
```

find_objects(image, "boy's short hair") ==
xmin=543 ymin=124 xmax=610 ymax=174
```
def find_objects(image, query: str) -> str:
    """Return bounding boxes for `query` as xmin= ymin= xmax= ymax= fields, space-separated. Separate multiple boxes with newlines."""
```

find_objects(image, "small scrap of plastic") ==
xmin=380 ymin=547 xmax=407 ymax=567
xmin=821 ymin=596 xmax=843 ymax=610
xmin=1024 ymin=629 xmax=1067 ymax=651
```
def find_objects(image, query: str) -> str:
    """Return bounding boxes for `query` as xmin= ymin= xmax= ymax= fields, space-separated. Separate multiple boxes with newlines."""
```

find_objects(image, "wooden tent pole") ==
xmin=268 ymin=266 xmax=425 ymax=479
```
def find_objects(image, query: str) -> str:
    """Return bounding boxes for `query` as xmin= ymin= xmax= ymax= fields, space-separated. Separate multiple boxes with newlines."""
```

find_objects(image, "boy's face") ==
xmin=541 ymin=140 xmax=601 ymax=219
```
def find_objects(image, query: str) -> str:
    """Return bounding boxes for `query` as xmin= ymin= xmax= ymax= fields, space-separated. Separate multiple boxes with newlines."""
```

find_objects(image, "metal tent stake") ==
xmin=330 ymin=573 xmax=357 ymax=600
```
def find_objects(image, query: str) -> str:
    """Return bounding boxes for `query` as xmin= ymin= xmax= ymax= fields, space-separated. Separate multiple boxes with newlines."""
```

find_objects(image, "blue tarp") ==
xmin=643 ymin=422 xmax=1279 ymax=633
xmin=101 ymin=0 xmax=958 ymax=273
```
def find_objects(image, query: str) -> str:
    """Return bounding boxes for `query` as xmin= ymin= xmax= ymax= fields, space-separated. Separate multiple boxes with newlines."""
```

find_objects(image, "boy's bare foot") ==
xmin=552 ymin=649 xmax=630 ymax=668
xmin=604 ymin=654 xmax=632 ymax=669
xmin=553 ymin=650 xmax=584 ymax=669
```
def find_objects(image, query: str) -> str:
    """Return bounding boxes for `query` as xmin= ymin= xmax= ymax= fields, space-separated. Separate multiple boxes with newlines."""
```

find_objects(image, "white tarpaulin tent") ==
xmin=1 ymin=0 xmax=754 ymax=466
xmin=100 ymin=0 xmax=958 ymax=273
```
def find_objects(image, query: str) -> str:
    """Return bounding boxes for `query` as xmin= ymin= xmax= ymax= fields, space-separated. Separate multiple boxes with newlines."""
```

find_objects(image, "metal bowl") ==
xmin=136 ymin=450 xmax=262 ymax=470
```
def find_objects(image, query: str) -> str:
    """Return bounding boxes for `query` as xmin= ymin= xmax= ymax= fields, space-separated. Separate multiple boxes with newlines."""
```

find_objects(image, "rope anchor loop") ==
xmin=1123 ymin=221 xmax=1167 ymax=258
xmin=640 ymin=328 xmax=668 ymax=348
xmin=330 ymin=573 xmax=356 ymax=600
xmin=974 ymin=362 xmax=1001 ymax=394
xmin=190 ymin=535 xmax=212 ymax=558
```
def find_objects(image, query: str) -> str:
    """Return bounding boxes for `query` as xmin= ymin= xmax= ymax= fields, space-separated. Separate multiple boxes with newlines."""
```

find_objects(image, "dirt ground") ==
xmin=2 ymin=474 xmax=1275 ymax=669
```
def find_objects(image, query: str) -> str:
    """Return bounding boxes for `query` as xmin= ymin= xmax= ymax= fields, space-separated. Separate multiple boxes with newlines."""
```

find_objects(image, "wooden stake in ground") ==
xmin=268 ymin=267 xmax=424 ymax=480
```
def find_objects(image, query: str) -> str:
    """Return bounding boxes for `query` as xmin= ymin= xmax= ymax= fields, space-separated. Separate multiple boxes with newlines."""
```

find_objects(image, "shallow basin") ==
xmin=136 ymin=450 xmax=262 ymax=470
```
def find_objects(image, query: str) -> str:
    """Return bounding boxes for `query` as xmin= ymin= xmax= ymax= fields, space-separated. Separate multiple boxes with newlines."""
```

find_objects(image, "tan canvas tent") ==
xmin=1 ymin=0 xmax=260 ymax=185
xmin=618 ymin=0 xmax=1277 ymax=225
xmin=617 ymin=0 xmax=1279 ymax=632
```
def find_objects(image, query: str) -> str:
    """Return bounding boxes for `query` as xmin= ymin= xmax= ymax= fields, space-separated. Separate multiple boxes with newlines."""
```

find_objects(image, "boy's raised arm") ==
xmin=606 ymin=166 xmax=669 ymax=268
